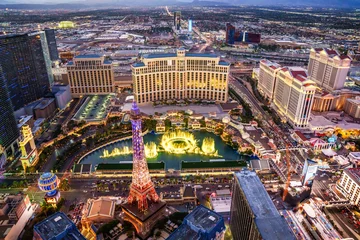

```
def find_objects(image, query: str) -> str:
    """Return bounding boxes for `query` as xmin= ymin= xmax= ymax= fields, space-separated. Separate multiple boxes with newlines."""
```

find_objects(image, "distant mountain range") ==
xmin=0 ymin=0 xmax=359 ymax=9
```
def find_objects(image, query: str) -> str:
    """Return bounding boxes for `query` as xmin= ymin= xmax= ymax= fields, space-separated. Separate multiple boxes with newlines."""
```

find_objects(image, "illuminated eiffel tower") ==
xmin=122 ymin=102 xmax=166 ymax=239
xmin=127 ymin=101 xmax=159 ymax=210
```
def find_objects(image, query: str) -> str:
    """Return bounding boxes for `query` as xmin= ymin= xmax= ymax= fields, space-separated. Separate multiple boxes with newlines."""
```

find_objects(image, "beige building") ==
xmin=67 ymin=55 xmax=115 ymax=97
xmin=273 ymin=67 xmax=317 ymax=129
xmin=312 ymin=89 xmax=360 ymax=112
xmin=344 ymin=98 xmax=360 ymax=118
xmin=308 ymin=48 xmax=351 ymax=91
xmin=337 ymin=168 xmax=360 ymax=206
xmin=82 ymin=197 xmax=115 ymax=223
xmin=258 ymin=59 xmax=281 ymax=100
xmin=131 ymin=48 xmax=230 ymax=104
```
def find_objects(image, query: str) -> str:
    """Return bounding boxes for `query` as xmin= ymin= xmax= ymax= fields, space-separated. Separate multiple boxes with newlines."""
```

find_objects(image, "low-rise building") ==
xmin=52 ymin=84 xmax=72 ymax=110
xmin=82 ymin=197 xmax=115 ymax=223
xmin=33 ymin=98 xmax=57 ymax=119
xmin=344 ymin=98 xmax=360 ymax=119
xmin=349 ymin=152 xmax=360 ymax=165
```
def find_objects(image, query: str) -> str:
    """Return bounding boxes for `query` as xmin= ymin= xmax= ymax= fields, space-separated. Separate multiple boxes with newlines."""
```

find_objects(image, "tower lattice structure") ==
xmin=127 ymin=102 xmax=159 ymax=211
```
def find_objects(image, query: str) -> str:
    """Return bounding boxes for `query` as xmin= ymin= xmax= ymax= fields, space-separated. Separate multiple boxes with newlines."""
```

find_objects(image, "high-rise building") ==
xmin=0 ymin=34 xmax=50 ymax=111
xmin=225 ymin=23 xmax=261 ymax=44
xmin=258 ymin=59 xmax=282 ymax=100
xmin=67 ymin=55 xmax=115 ymax=97
xmin=121 ymin=102 xmax=166 ymax=239
xmin=301 ymin=159 xmax=318 ymax=186
xmin=167 ymin=205 xmax=225 ymax=240
xmin=308 ymin=48 xmax=351 ymax=91
xmin=188 ymin=19 xmax=193 ymax=32
xmin=174 ymin=11 xmax=181 ymax=30
xmin=0 ymin=66 xmax=19 ymax=156
xmin=273 ymin=67 xmax=317 ymax=128
xmin=344 ymin=98 xmax=360 ymax=119
xmin=225 ymin=23 xmax=236 ymax=44
xmin=28 ymin=31 xmax=54 ymax=88
xmin=19 ymin=125 xmax=39 ymax=171
xmin=230 ymin=170 xmax=296 ymax=240
xmin=336 ymin=168 xmax=360 ymax=206
xmin=34 ymin=212 xmax=86 ymax=240
xmin=44 ymin=29 xmax=59 ymax=61
xmin=132 ymin=48 xmax=229 ymax=104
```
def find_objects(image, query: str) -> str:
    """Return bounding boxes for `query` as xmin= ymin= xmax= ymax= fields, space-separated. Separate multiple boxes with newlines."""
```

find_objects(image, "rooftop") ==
xmin=142 ymin=52 xmax=218 ymax=59
xmin=86 ymin=198 xmax=115 ymax=219
xmin=347 ymin=98 xmax=360 ymax=105
xmin=344 ymin=168 xmax=360 ymax=186
xmin=235 ymin=170 xmax=296 ymax=240
xmin=219 ymin=61 xmax=230 ymax=66
xmin=74 ymin=54 xmax=101 ymax=59
xmin=34 ymin=98 xmax=55 ymax=110
xmin=143 ymin=53 xmax=177 ymax=59
xmin=133 ymin=62 xmax=145 ymax=68
xmin=33 ymin=212 xmax=86 ymax=240
xmin=167 ymin=205 xmax=225 ymax=240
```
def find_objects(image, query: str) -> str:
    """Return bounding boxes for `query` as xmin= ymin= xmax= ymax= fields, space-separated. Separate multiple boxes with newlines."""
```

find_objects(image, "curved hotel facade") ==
xmin=131 ymin=49 xmax=230 ymax=104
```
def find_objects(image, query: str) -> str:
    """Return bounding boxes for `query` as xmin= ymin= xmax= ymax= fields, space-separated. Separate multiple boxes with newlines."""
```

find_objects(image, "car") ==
xmin=83 ymin=190 xmax=88 ymax=193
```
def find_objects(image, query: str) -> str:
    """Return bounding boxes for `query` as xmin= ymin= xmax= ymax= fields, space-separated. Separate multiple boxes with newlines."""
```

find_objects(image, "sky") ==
xmin=2 ymin=0 xmax=360 ymax=7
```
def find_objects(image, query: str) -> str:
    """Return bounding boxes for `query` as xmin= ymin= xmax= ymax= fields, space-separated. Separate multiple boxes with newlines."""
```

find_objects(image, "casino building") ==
xmin=131 ymin=48 xmax=230 ymax=104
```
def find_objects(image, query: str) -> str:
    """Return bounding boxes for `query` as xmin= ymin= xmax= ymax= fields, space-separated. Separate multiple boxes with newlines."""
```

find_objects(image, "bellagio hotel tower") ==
xmin=132 ymin=48 xmax=230 ymax=104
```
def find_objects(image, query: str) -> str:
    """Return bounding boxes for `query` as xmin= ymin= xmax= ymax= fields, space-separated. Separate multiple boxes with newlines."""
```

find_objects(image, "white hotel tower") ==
xmin=308 ymin=48 xmax=351 ymax=91
xmin=131 ymin=48 xmax=230 ymax=104
xmin=273 ymin=67 xmax=317 ymax=129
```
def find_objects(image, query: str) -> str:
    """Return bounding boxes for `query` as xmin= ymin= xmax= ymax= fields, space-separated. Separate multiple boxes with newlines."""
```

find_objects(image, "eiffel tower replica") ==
xmin=121 ymin=102 xmax=166 ymax=239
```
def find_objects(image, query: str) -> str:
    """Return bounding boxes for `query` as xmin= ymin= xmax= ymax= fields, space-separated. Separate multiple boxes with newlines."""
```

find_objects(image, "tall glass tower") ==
xmin=0 ymin=65 xmax=19 ymax=151
xmin=44 ymin=29 xmax=59 ymax=61
xmin=0 ymin=33 xmax=50 ymax=111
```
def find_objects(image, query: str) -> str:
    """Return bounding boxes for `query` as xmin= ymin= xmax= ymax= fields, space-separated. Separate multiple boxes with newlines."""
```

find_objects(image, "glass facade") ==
xmin=0 ymin=65 xmax=19 ymax=149
xmin=0 ymin=34 xmax=50 ymax=111
xmin=44 ymin=29 xmax=59 ymax=61
xmin=28 ymin=33 xmax=51 ymax=97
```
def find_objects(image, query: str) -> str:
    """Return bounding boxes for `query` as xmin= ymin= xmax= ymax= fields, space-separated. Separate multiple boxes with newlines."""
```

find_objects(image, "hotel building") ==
xmin=131 ymin=49 xmax=230 ymax=104
xmin=344 ymin=98 xmax=360 ymax=119
xmin=273 ymin=67 xmax=317 ymax=129
xmin=308 ymin=48 xmax=351 ymax=91
xmin=312 ymin=89 xmax=360 ymax=112
xmin=336 ymin=168 xmax=360 ymax=206
xmin=230 ymin=170 xmax=295 ymax=240
xmin=258 ymin=59 xmax=281 ymax=100
xmin=67 ymin=55 xmax=114 ymax=97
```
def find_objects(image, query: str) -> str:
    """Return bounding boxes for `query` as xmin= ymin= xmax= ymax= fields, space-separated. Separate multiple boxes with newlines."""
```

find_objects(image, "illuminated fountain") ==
xmin=101 ymin=146 xmax=132 ymax=158
xmin=201 ymin=137 xmax=218 ymax=155
xmin=100 ymin=130 xmax=221 ymax=159
xmin=145 ymin=142 xmax=158 ymax=158
xmin=161 ymin=130 xmax=198 ymax=154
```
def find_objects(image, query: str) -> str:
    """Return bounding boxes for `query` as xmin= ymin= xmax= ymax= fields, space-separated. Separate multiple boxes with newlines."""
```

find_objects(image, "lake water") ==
xmin=80 ymin=131 xmax=247 ymax=170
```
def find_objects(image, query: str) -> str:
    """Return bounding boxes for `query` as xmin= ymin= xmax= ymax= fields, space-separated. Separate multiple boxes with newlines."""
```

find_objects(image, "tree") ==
xmin=184 ymin=118 xmax=189 ymax=128
xmin=59 ymin=179 xmax=70 ymax=191
xmin=164 ymin=119 xmax=172 ymax=130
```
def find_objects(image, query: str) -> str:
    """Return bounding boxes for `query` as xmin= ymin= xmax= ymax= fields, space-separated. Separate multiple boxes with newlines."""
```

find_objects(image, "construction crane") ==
xmin=282 ymin=145 xmax=291 ymax=201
